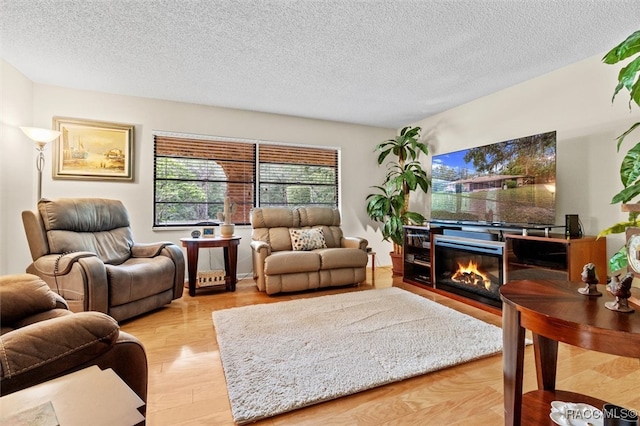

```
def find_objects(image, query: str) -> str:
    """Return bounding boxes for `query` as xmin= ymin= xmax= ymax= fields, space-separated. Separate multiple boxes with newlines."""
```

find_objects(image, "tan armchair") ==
xmin=0 ymin=273 xmax=148 ymax=408
xmin=22 ymin=198 xmax=185 ymax=322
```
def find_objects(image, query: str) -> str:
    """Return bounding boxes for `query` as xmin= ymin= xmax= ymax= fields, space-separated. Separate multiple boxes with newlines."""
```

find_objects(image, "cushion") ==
xmin=317 ymin=248 xmax=368 ymax=269
xmin=264 ymin=251 xmax=321 ymax=275
xmin=289 ymin=228 xmax=327 ymax=251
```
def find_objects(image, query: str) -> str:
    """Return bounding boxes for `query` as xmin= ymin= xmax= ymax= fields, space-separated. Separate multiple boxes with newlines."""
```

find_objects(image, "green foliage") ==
xmin=463 ymin=132 xmax=556 ymax=180
xmin=601 ymin=29 xmax=640 ymax=271
xmin=608 ymin=246 xmax=629 ymax=273
xmin=155 ymin=157 xmax=227 ymax=225
xmin=366 ymin=126 xmax=430 ymax=248
xmin=260 ymin=164 xmax=336 ymax=207
xmin=603 ymin=30 xmax=640 ymax=105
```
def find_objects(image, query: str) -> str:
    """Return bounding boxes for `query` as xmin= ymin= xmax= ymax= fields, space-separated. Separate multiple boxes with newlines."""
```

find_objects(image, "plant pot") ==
xmin=390 ymin=252 xmax=404 ymax=276
xmin=220 ymin=224 xmax=235 ymax=237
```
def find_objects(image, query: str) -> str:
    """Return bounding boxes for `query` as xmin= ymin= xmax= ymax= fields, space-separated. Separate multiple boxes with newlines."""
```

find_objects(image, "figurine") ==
xmin=578 ymin=263 xmax=602 ymax=296
xmin=605 ymin=272 xmax=635 ymax=313
xmin=607 ymin=273 xmax=621 ymax=295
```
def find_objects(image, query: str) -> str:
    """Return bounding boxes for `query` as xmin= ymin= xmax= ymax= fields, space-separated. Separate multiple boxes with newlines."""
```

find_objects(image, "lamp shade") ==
xmin=20 ymin=126 xmax=61 ymax=143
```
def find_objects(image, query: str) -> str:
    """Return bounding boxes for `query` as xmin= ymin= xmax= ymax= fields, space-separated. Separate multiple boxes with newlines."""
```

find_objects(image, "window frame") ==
xmin=153 ymin=131 xmax=340 ymax=228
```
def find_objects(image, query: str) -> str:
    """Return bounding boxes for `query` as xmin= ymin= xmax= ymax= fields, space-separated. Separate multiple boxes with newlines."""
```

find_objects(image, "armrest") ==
xmin=341 ymin=236 xmax=368 ymax=251
xmin=250 ymin=240 xmax=271 ymax=255
xmin=0 ymin=312 xmax=119 ymax=395
xmin=158 ymin=243 xmax=185 ymax=299
xmin=29 ymin=252 xmax=98 ymax=277
xmin=28 ymin=255 xmax=109 ymax=314
xmin=250 ymin=241 xmax=271 ymax=291
xmin=131 ymin=242 xmax=174 ymax=258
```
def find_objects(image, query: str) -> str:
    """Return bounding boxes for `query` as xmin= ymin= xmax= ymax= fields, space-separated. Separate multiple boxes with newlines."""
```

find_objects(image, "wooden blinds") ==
xmin=155 ymin=135 xmax=255 ymax=162
xmin=154 ymin=134 xmax=339 ymax=226
xmin=258 ymin=144 xmax=338 ymax=208
xmin=259 ymin=144 xmax=338 ymax=166
xmin=154 ymin=135 xmax=256 ymax=226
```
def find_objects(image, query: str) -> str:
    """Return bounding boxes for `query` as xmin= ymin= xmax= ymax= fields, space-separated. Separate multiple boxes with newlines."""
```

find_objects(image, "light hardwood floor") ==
xmin=120 ymin=268 xmax=640 ymax=425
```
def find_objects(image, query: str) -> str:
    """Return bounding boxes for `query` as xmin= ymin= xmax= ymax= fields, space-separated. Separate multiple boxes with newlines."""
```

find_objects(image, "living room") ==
xmin=4 ymin=43 xmax=640 ymax=278
xmin=2 ymin=2 xmax=640 ymax=425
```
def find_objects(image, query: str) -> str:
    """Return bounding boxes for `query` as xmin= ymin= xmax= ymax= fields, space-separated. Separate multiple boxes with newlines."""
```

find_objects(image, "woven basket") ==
xmin=186 ymin=269 xmax=226 ymax=288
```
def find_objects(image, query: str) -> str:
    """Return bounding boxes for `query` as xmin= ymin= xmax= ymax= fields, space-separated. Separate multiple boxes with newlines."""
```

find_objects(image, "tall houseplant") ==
xmin=366 ymin=126 xmax=430 ymax=274
xmin=598 ymin=29 xmax=640 ymax=271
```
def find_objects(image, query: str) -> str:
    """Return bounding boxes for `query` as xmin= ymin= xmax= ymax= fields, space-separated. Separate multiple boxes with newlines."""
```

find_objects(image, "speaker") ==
xmin=565 ymin=214 xmax=580 ymax=237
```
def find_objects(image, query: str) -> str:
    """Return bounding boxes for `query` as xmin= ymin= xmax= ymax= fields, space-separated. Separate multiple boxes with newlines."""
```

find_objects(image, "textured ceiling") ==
xmin=2 ymin=1 xmax=640 ymax=129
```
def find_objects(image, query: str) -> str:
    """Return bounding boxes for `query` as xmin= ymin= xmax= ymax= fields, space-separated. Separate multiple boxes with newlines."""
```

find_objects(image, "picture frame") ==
xmin=202 ymin=227 xmax=216 ymax=238
xmin=52 ymin=117 xmax=134 ymax=181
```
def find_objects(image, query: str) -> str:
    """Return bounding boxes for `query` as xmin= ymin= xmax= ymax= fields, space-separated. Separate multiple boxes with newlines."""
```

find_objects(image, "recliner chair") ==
xmin=22 ymin=198 xmax=185 ymax=322
xmin=0 ymin=273 xmax=148 ymax=408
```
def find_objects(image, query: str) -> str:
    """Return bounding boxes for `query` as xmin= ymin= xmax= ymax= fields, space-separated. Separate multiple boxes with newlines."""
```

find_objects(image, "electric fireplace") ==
xmin=433 ymin=234 xmax=507 ymax=309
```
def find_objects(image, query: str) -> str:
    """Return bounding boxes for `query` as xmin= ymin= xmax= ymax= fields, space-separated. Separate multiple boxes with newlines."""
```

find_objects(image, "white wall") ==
xmin=2 ymin=60 xmax=396 ymax=276
xmin=1 ymin=61 xmax=36 ymax=274
xmin=412 ymin=53 xmax=638 ymax=265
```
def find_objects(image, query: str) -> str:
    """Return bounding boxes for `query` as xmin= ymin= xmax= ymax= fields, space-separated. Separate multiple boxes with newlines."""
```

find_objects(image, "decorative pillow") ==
xmin=289 ymin=228 xmax=327 ymax=251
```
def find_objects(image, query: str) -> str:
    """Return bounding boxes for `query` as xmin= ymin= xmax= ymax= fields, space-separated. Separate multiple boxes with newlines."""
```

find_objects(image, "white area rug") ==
xmin=212 ymin=287 xmax=503 ymax=424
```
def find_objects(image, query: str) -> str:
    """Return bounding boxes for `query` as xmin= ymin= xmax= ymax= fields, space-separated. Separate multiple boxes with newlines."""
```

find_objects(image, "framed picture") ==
xmin=52 ymin=117 xmax=134 ymax=181
xmin=202 ymin=227 xmax=216 ymax=238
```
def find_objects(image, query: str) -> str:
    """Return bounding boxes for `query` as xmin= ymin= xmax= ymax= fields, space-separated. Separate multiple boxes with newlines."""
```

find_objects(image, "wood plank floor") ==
xmin=120 ymin=268 xmax=640 ymax=425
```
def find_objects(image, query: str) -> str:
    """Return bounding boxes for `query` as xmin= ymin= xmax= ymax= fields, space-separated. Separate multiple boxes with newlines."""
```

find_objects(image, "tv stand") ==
xmin=403 ymin=225 xmax=608 ymax=311
xmin=428 ymin=220 xmax=563 ymax=237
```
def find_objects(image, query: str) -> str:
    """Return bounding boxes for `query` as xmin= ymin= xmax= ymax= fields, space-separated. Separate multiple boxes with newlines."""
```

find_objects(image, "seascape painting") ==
xmin=53 ymin=117 xmax=134 ymax=181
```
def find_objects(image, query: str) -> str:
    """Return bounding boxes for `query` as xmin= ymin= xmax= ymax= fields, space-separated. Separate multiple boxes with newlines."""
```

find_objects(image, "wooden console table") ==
xmin=180 ymin=236 xmax=241 ymax=296
xmin=500 ymin=279 xmax=640 ymax=426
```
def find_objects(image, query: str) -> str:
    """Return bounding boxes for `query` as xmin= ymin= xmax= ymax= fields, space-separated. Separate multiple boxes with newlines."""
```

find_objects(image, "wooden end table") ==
xmin=500 ymin=279 xmax=640 ymax=426
xmin=180 ymin=236 xmax=241 ymax=297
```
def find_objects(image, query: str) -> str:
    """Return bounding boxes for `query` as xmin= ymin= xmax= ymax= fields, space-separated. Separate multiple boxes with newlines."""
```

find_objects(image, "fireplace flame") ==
xmin=451 ymin=260 xmax=491 ymax=290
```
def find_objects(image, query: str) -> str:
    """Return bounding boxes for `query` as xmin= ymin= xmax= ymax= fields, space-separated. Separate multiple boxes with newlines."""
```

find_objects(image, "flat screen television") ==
xmin=430 ymin=130 xmax=556 ymax=228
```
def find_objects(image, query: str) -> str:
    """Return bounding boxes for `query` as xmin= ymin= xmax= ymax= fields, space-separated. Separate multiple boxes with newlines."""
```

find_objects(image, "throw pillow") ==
xmin=290 ymin=228 xmax=327 ymax=251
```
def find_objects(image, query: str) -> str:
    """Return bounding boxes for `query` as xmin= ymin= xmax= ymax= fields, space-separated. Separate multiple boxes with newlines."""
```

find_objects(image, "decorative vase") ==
xmin=220 ymin=224 xmax=234 ymax=237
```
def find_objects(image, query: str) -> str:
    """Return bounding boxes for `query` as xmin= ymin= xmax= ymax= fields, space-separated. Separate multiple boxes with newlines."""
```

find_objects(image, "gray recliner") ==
xmin=22 ymin=198 xmax=185 ymax=322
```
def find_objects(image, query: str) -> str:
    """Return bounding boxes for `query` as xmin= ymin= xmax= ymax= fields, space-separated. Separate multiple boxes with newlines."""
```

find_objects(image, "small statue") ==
xmin=605 ymin=272 xmax=635 ymax=313
xmin=578 ymin=263 xmax=602 ymax=296
xmin=607 ymin=273 xmax=621 ymax=295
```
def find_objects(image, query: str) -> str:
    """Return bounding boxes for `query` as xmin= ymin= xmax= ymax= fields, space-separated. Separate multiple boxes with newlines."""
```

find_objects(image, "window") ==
xmin=154 ymin=134 xmax=255 ymax=226
xmin=154 ymin=133 xmax=339 ymax=227
xmin=259 ymin=144 xmax=338 ymax=208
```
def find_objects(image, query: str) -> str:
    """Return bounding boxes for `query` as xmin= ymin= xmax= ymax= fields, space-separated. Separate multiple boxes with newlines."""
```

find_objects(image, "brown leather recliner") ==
xmin=22 ymin=198 xmax=185 ymax=322
xmin=0 ymin=273 xmax=148 ymax=408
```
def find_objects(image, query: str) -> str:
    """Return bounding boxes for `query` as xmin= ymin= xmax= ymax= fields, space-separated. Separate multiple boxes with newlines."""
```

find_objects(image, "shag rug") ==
xmin=212 ymin=287 xmax=504 ymax=424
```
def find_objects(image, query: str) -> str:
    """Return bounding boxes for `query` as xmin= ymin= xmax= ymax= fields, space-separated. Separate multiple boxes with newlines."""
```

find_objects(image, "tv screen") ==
xmin=430 ymin=131 xmax=556 ymax=227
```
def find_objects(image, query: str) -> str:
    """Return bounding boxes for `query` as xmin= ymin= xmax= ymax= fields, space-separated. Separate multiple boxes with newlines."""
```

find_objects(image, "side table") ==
xmin=500 ymin=279 xmax=640 ymax=426
xmin=368 ymin=250 xmax=376 ymax=285
xmin=180 ymin=236 xmax=241 ymax=297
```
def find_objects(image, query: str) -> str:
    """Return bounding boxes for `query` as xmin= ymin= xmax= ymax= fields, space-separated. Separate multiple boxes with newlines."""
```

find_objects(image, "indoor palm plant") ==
xmin=366 ymin=126 xmax=430 ymax=275
xmin=598 ymin=29 xmax=640 ymax=271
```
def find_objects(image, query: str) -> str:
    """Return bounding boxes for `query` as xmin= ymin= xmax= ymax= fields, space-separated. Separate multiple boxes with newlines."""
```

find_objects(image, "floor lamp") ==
xmin=20 ymin=126 xmax=61 ymax=201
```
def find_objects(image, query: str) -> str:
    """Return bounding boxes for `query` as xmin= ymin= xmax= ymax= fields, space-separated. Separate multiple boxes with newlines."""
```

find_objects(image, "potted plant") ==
xmin=598 ymin=29 xmax=640 ymax=272
xmin=366 ymin=126 xmax=430 ymax=275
